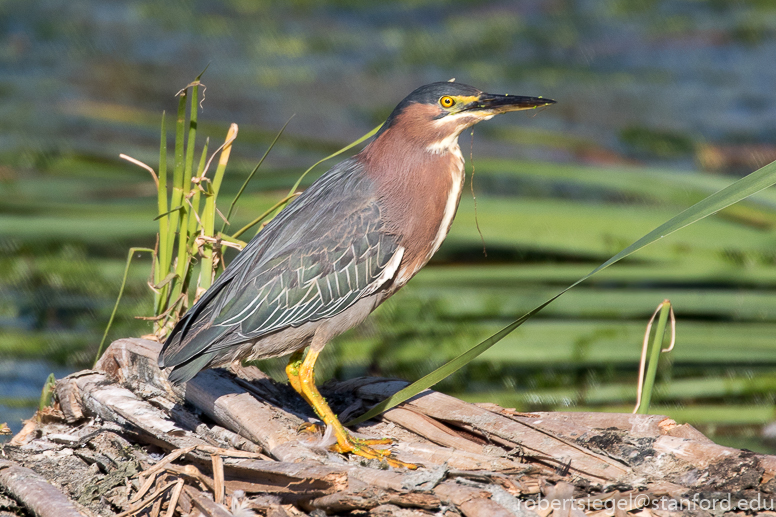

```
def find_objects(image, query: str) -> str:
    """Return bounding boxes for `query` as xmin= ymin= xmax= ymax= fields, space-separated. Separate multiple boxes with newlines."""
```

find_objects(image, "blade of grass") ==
xmin=153 ymin=205 xmax=184 ymax=221
xmin=287 ymin=123 xmax=382 ymax=197
xmin=173 ymin=78 xmax=202 ymax=280
xmin=168 ymin=90 xmax=187 ymax=264
xmin=199 ymin=124 xmax=238 ymax=292
xmin=187 ymin=140 xmax=209 ymax=243
xmin=94 ymin=247 xmax=154 ymax=366
xmin=347 ymin=157 xmax=776 ymax=425
xmin=221 ymin=117 xmax=293 ymax=233
xmin=167 ymin=79 xmax=204 ymax=321
xmin=230 ymin=192 xmax=300 ymax=240
xmin=155 ymin=112 xmax=169 ymax=315
xmin=38 ymin=373 xmax=56 ymax=412
xmin=161 ymin=89 xmax=188 ymax=322
xmin=256 ymin=124 xmax=383 ymax=237
xmin=635 ymin=300 xmax=674 ymax=414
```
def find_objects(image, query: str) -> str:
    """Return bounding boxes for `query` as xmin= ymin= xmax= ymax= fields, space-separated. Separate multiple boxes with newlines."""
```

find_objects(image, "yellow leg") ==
xmin=285 ymin=351 xmax=322 ymax=434
xmin=285 ymin=349 xmax=416 ymax=469
xmin=285 ymin=350 xmax=312 ymax=406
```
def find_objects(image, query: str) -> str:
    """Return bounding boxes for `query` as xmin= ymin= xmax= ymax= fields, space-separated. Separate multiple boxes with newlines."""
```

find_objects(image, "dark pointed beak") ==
xmin=464 ymin=93 xmax=556 ymax=114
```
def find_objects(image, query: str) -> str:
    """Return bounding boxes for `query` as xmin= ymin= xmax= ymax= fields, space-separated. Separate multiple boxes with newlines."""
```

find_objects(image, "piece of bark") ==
xmin=220 ymin=459 xmax=347 ymax=496
xmin=184 ymin=486 xmax=233 ymax=517
xmin=8 ymin=419 xmax=37 ymax=447
xmin=0 ymin=459 xmax=87 ymax=517
xmin=307 ymin=477 xmax=440 ymax=513
xmin=56 ymin=375 xmax=85 ymax=423
xmin=407 ymin=400 xmax=629 ymax=481
xmin=433 ymin=481 xmax=512 ymax=517
xmin=392 ymin=441 xmax=525 ymax=472
xmin=164 ymin=478 xmax=185 ymax=517
xmin=211 ymin=454 xmax=225 ymax=505
xmin=657 ymin=419 xmax=714 ymax=444
xmin=95 ymin=339 xmax=316 ymax=463
xmin=384 ymin=407 xmax=501 ymax=455
xmin=95 ymin=338 xmax=172 ymax=397
xmin=183 ymin=369 xmax=318 ymax=463
xmin=338 ymin=379 xmax=630 ymax=482
xmin=55 ymin=370 xmax=212 ymax=452
xmin=652 ymin=434 xmax=776 ymax=487
xmin=504 ymin=411 xmax=670 ymax=440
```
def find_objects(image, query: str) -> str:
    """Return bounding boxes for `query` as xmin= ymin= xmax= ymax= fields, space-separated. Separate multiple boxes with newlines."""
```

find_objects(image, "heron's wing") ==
xmin=212 ymin=204 xmax=401 ymax=343
xmin=159 ymin=160 xmax=401 ymax=375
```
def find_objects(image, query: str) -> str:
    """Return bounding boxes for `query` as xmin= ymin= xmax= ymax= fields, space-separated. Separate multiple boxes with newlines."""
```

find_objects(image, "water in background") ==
xmin=0 ymin=361 xmax=71 ymax=436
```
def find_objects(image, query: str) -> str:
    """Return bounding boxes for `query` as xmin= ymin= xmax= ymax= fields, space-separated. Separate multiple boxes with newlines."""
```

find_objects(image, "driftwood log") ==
xmin=3 ymin=338 xmax=776 ymax=517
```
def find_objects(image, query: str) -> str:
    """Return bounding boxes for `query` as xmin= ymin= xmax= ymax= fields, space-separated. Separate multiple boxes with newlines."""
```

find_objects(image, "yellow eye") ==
xmin=439 ymin=96 xmax=455 ymax=108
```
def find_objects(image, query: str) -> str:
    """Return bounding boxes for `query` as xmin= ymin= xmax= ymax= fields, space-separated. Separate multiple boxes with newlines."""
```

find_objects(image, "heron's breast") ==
xmin=393 ymin=145 xmax=465 ymax=286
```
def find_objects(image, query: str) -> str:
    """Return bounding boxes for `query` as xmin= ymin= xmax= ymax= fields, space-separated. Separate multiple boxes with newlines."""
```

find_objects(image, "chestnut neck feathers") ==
xmin=358 ymin=102 xmax=468 ymax=284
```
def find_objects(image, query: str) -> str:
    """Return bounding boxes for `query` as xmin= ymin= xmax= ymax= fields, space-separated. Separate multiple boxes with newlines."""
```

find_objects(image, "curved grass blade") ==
xmin=635 ymin=300 xmax=673 ymax=414
xmin=233 ymin=124 xmax=383 ymax=239
xmin=221 ymin=117 xmax=293 ymax=233
xmin=286 ymin=123 xmax=382 ymax=197
xmin=347 ymin=158 xmax=776 ymax=425
xmin=153 ymin=205 xmax=184 ymax=221
xmin=94 ymin=247 xmax=154 ymax=367
xmin=230 ymin=192 xmax=300 ymax=240
xmin=38 ymin=373 xmax=56 ymax=412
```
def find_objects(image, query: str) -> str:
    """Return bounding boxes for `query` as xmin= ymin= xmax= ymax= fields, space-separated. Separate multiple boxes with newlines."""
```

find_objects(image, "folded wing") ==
xmin=158 ymin=159 xmax=401 ymax=382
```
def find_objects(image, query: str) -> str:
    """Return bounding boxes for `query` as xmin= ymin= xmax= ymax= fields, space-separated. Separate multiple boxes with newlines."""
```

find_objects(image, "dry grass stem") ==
xmin=120 ymin=154 xmax=159 ymax=188
xmin=115 ymin=480 xmax=177 ymax=517
xmin=211 ymin=454 xmax=225 ymax=505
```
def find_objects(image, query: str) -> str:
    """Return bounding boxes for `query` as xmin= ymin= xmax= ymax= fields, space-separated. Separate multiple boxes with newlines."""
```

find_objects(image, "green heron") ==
xmin=159 ymin=82 xmax=555 ymax=468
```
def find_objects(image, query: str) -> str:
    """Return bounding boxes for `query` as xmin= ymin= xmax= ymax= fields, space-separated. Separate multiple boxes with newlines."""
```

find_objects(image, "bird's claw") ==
xmin=295 ymin=423 xmax=412 ymax=467
xmin=333 ymin=432 xmax=416 ymax=469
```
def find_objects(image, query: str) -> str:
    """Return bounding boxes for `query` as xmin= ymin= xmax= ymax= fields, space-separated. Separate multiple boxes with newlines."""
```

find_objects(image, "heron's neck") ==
xmin=360 ymin=126 xmax=465 ymax=284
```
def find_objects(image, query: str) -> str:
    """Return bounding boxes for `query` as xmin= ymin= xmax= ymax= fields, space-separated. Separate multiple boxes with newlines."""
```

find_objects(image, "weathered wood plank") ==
xmin=33 ymin=337 xmax=776 ymax=517
xmin=0 ymin=460 xmax=88 ymax=517
xmin=55 ymin=370 xmax=212 ymax=452
xmin=433 ymin=481 xmax=512 ymax=517
xmin=184 ymin=485 xmax=233 ymax=517
xmin=94 ymin=338 xmax=322 ymax=463
xmin=334 ymin=378 xmax=631 ymax=482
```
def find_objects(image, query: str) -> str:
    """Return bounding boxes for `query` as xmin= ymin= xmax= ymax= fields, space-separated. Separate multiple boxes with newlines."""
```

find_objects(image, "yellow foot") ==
xmin=285 ymin=348 xmax=416 ymax=469
xmin=333 ymin=431 xmax=417 ymax=470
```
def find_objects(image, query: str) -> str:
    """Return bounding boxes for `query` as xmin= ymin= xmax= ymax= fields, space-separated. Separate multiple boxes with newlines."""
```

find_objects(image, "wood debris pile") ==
xmin=2 ymin=338 xmax=776 ymax=517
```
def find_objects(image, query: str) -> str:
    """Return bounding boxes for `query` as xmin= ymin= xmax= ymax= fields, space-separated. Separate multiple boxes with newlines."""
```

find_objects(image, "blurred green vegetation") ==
xmin=3 ymin=137 xmax=776 ymax=451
